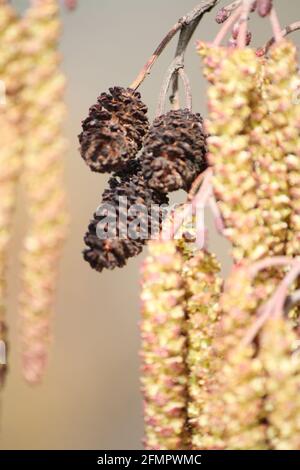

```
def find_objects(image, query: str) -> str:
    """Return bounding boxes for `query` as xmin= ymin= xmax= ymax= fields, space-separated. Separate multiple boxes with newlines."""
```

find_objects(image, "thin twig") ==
xmin=259 ymin=21 xmax=300 ymax=54
xmin=178 ymin=68 xmax=192 ymax=111
xmin=156 ymin=56 xmax=193 ymax=116
xmin=237 ymin=0 xmax=252 ymax=48
xmin=248 ymin=256 xmax=295 ymax=278
xmin=241 ymin=296 xmax=276 ymax=347
xmin=269 ymin=7 xmax=283 ymax=43
xmin=242 ymin=259 xmax=300 ymax=346
xmin=208 ymin=194 xmax=225 ymax=235
xmin=156 ymin=57 xmax=183 ymax=117
xmin=224 ymin=0 xmax=242 ymax=14
xmin=169 ymin=18 xmax=203 ymax=109
xmin=130 ymin=0 xmax=221 ymax=90
xmin=188 ymin=171 xmax=207 ymax=201
xmin=272 ymin=261 xmax=300 ymax=317
xmin=213 ymin=6 xmax=242 ymax=46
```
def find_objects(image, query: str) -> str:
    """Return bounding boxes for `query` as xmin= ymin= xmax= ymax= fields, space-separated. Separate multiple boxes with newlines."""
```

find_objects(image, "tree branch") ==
xmin=130 ymin=0 xmax=221 ymax=91
xmin=169 ymin=18 xmax=203 ymax=108
xmin=259 ymin=21 xmax=300 ymax=54
xmin=178 ymin=68 xmax=192 ymax=110
xmin=156 ymin=57 xmax=183 ymax=117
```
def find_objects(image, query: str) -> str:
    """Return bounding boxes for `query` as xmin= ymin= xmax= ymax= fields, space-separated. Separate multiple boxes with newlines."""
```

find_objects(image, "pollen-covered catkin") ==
xmin=0 ymin=1 xmax=25 ymax=386
xmin=197 ymin=264 xmax=267 ymax=450
xmin=250 ymin=59 xmax=290 ymax=257
xmin=140 ymin=240 xmax=188 ymax=450
xmin=265 ymin=42 xmax=300 ymax=258
xmin=199 ymin=44 xmax=266 ymax=262
xmin=19 ymin=0 xmax=69 ymax=384
xmin=260 ymin=317 xmax=300 ymax=450
xmin=182 ymin=250 xmax=222 ymax=450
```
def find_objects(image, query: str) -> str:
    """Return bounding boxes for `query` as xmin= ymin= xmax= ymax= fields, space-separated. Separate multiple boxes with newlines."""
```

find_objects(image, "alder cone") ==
xmin=79 ymin=87 xmax=149 ymax=173
xmin=83 ymin=168 xmax=168 ymax=272
xmin=141 ymin=109 xmax=208 ymax=193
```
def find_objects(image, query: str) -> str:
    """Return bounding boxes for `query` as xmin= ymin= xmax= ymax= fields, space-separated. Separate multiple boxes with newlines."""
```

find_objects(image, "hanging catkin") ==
xmin=19 ymin=0 xmax=68 ymax=384
xmin=182 ymin=250 xmax=222 ymax=450
xmin=140 ymin=240 xmax=189 ymax=450
xmin=267 ymin=41 xmax=300 ymax=258
xmin=197 ymin=264 xmax=267 ymax=450
xmin=250 ymin=59 xmax=290 ymax=257
xmin=199 ymin=43 xmax=267 ymax=262
xmin=168 ymin=206 xmax=222 ymax=449
xmin=260 ymin=316 xmax=300 ymax=450
xmin=0 ymin=1 xmax=25 ymax=386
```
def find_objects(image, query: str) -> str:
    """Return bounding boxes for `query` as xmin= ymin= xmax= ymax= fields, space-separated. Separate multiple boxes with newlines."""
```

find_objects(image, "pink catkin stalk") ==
xmin=19 ymin=0 xmax=68 ymax=384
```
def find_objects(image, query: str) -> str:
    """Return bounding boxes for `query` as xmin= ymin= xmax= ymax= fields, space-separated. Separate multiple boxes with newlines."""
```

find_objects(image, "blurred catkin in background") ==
xmin=0 ymin=0 xmax=68 ymax=387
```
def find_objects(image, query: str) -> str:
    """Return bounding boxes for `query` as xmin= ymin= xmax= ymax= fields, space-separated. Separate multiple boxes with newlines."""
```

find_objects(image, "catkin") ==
xmin=197 ymin=264 xmax=267 ymax=449
xmin=199 ymin=43 xmax=266 ymax=262
xmin=250 ymin=60 xmax=289 ymax=257
xmin=267 ymin=42 xmax=300 ymax=258
xmin=19 ymin=0 xmax=68 ymax=384
xmin=183 ymin=250 xmax=222 ymax=450
xmin=140 ymin=240 xmax=188 ymax=450
xmin=0 ymin=1 xmax=25 ymax=385
xmin=260 ymin=317 xmax=300 ymax=450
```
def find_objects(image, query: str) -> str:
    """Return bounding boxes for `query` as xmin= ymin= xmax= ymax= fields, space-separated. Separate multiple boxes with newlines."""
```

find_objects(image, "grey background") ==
xmin=0 ymin=0 xmax=299 ymax=450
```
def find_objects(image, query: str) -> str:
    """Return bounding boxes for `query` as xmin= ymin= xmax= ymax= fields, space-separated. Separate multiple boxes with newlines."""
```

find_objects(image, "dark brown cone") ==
xmin=83 ymin=167 xmax=168 ymax=272
xmin=79 ymin=87 xmax=149 ymax=173
xmin=141 ymin=109 xmax=208 ymax=193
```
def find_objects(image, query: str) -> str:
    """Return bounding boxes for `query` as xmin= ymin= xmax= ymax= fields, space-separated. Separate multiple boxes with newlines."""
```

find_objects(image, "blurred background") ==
xmin=0 ymin=0 xmax=299 ymax=450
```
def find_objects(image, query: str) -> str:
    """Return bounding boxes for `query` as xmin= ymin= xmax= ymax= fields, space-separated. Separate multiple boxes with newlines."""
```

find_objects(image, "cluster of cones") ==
xmin=79 ymin=87 xmax=208 ymax=272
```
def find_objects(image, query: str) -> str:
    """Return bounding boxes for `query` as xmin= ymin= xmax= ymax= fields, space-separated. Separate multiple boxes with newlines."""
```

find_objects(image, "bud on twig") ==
xmin=64 ymin=0 xmax=77 ymax=10
xmin=257 ymin=0 xmax=273 ymax=17
xmin=215 ymin=7 xmax=231 ymax=24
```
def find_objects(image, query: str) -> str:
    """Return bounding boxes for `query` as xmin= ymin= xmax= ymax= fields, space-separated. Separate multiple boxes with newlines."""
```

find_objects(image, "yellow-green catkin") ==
xmin=260 ymin=317 xmax=300 ymax=450
xmin=0 ymin=1 xmax=25 ymax=385
xmin=140 ymin=240 xmax=188 ymax=450
xmin=250 ymin=58 xmax=290 ymax=257
xmin=256 ymin=42 xmax=300 ymax=319
xmin=264 ymin=41 xmax=300 ymax=258
xmin=19 ymin=0 xmax=68 ymax=384
xmin=199 ymin=44 xmax=267 ymax=263
xmin=182 ymin=250 xmax=222 ymax=450
xmin=197 ymin=264 xmax=267 ymax=450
